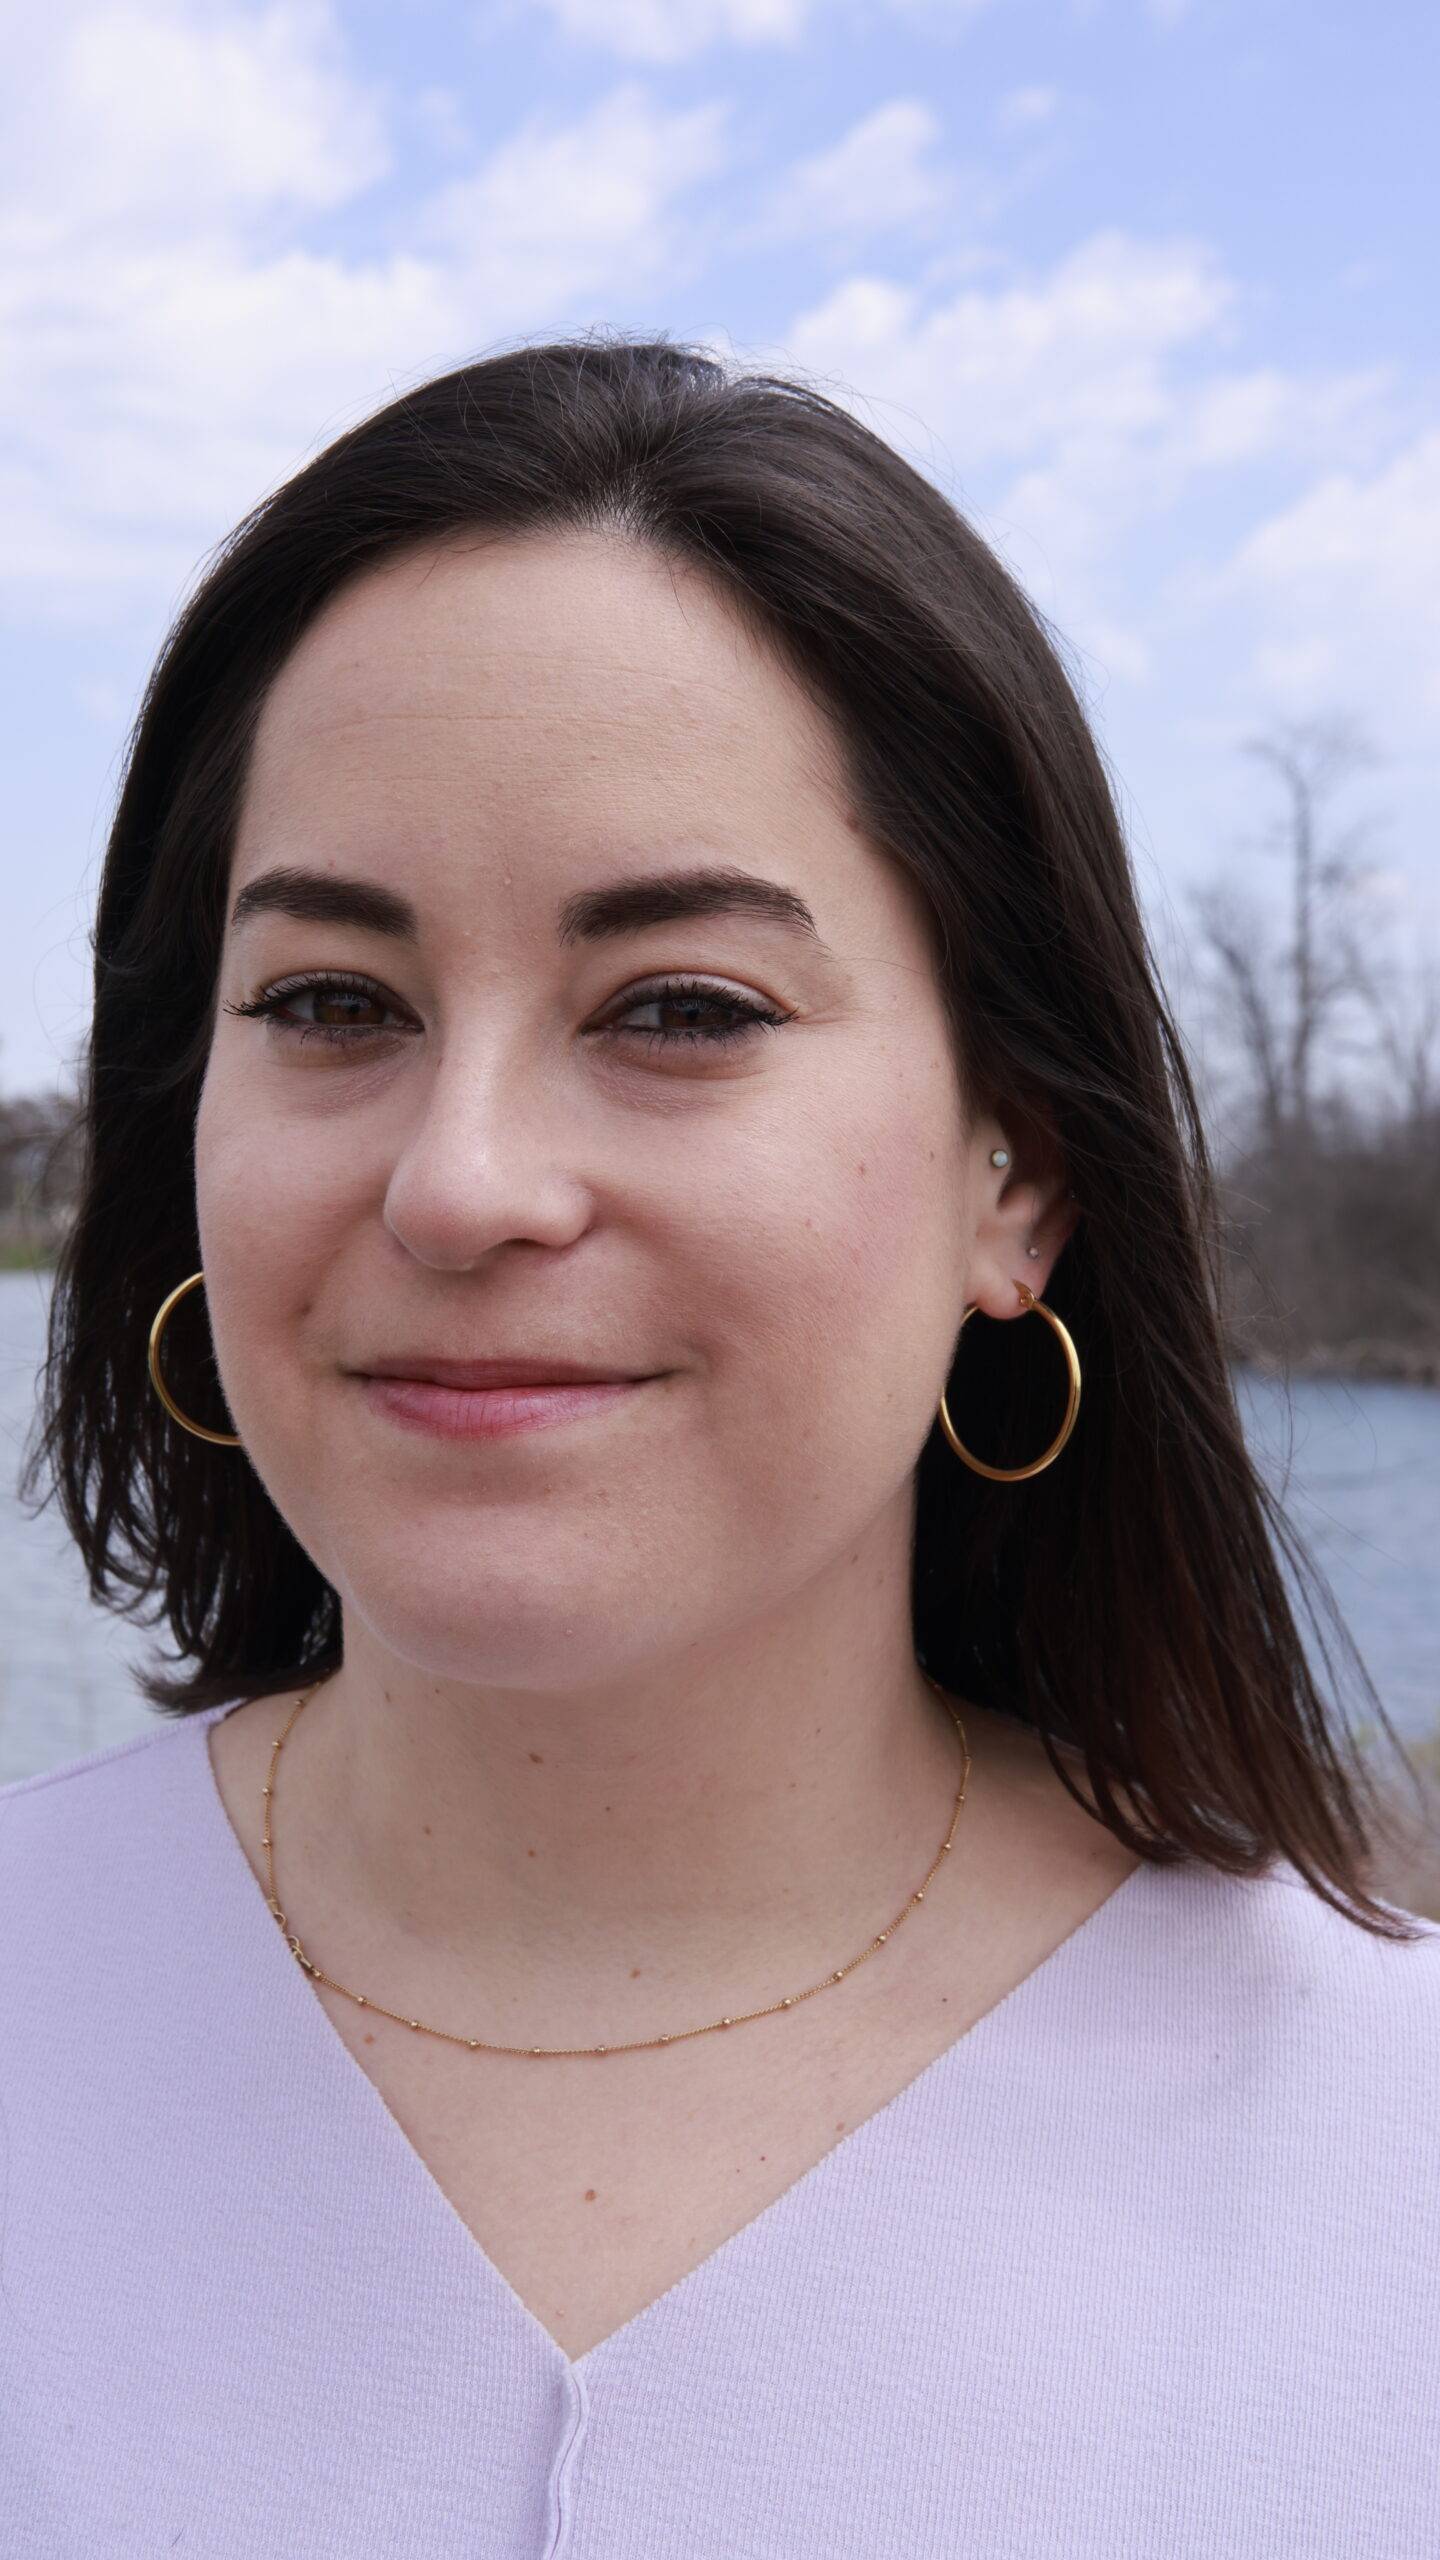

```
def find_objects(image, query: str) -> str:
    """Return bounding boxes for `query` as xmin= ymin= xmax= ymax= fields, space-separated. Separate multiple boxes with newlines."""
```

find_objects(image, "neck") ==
xmin=270 ymin=1563 xmax=970 ymax=2044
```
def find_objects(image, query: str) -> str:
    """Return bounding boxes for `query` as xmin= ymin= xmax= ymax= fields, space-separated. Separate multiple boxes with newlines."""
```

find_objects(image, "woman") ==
xmin=2 ymin=334 xmax=1434 ymax=2555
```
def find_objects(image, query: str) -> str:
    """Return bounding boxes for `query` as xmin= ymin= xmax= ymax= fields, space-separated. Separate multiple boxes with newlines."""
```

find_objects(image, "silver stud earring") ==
xmin=990 ymin=1147 xmax=1010 ymax=1168
xmin=1025 ymin=1245 xmax=1041 ymax=1259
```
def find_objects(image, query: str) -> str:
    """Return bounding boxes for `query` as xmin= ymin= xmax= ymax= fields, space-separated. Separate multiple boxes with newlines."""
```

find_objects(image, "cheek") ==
xmin=190 ymin=1074 xmax=370 ymax=1588
xmin=701 ymin=1063 xmax=966 ymax=1459
xmin=197 ymin=1050 xmax=376 ymax=1238
xmin=193 ymin=1066 xmax=363 ymax=1387
xmin=806 ymin=1042 xmax=965 ymax=1310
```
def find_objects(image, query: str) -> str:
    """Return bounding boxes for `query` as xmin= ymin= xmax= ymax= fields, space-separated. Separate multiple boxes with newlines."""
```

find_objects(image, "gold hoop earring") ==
xmin=147 ymin=1270 xmax=242 ymax=1447
xmin=937 ymin=1280 xmax=1081 ymax=1481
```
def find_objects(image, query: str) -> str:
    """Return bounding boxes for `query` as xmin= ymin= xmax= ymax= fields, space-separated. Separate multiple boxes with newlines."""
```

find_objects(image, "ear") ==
xmin=967 ymin=1114 xmax=1079 ymax=1320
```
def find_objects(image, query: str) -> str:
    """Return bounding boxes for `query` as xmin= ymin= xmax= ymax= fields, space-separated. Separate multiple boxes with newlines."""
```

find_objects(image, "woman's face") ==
xmin=195 ymin=527 xmax=981 ymax=1690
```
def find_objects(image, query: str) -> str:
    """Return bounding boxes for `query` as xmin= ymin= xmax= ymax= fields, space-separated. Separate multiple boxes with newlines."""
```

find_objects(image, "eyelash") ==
xmin=221 ymin=969 xmax=791 ymax=1055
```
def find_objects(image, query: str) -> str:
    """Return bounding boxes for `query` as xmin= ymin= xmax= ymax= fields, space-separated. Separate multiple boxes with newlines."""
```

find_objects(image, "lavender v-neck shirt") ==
xmin=2 ymin=1701 xmax=1437 ymax=2557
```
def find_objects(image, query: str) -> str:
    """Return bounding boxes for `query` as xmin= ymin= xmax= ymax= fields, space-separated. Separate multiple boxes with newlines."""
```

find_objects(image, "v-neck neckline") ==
xmin=184 ymin=1697 xmax=1156 ymax=2377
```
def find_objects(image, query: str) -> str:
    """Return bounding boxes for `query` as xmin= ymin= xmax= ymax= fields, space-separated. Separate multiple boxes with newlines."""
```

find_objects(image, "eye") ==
xmin=221 ymin=971 xmax=411 ymax=1048
xmin=221 ymin=971 xmax=793 ymax=1056
xmin=596 ymin=976 xmax=791 ymax=1052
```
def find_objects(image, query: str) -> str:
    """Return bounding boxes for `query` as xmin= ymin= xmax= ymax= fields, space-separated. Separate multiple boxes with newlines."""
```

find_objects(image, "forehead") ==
xmin=240 ymin=527 xmax=854 ymax=837
xmin=228 ymin=527 xmax=942 ymax=982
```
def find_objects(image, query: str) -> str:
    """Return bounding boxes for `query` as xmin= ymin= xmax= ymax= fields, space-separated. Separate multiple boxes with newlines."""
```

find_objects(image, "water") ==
xmin=1234 ymin=1365 xmax=1439 ymax=1753
xmin=2 ymin=1268 xmax=1436 ymax=1787
xmin=1 ymin=1268 xmax=166 ymax=1783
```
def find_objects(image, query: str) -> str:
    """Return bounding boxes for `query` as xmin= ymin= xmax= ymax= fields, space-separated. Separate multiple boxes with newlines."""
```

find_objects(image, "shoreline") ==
xmin=1232 ymin=1343 xmax=1440 ymax=1391
xmin=4 ymin=1242 xmax=1438 ymax=1391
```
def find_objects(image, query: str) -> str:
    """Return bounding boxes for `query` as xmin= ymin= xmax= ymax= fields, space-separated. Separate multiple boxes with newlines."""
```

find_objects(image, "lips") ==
xmin=357 ymin=1355 xmax=656 ymax=1389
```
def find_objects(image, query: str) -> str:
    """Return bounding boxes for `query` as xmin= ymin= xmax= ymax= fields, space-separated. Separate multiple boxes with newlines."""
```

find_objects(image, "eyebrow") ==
xmin=228 ymin=862 xmax=836 ymax=957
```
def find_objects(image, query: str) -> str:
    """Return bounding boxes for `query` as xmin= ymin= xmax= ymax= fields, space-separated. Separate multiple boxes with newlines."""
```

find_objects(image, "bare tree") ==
xmin=0 ymin=1082 xmax=83 ymax=1242
xmin=1242 ymin=714 xmax=1382 ymax=1141
xmin=1190 ymin=714 xmax=1384 ymax=1152
xmin=1184 ymin=715 xmax=1440 ymax=1380
xmin=1187 ymin=876 xmax=1288 ymax=1152
xmin=1352 ymin=947 xmax=1440 ymax=1130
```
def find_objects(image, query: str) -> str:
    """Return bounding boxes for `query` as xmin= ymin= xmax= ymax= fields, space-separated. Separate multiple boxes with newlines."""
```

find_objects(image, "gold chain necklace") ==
xmin=262 ymin=1671 xmax=970 ymax=2059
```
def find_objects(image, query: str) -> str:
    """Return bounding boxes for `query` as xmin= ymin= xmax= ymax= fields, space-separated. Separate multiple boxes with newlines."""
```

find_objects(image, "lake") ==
xmin=1 ymin=1265 xmax=1435 ymax=1786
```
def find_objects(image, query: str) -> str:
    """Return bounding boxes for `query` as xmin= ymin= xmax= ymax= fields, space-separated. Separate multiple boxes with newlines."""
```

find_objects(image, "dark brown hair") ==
xmin=20 ymin=328 xmax=1423 ymax=1938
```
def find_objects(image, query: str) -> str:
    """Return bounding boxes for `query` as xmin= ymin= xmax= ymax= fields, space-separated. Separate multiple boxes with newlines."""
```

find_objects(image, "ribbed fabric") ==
xmin=1 ymin=1701 xmax=1437 ymax=2558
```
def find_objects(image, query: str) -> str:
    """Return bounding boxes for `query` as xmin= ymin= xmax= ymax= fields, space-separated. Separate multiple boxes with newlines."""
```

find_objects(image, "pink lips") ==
xmin=360 ymin=1354 xmax=648 ymax=1388
xmin=356 ymin=1372 xmax=656 ymax=1440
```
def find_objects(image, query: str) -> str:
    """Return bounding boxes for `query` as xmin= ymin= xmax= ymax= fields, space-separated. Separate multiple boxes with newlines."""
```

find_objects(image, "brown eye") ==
xmin=597 ymin=976 xmax=790 ymax=1052
xmin=222 ymin=970 xmax=792 ymax=1057
xmin=222 ymin=972 xmax=410 ymax=1047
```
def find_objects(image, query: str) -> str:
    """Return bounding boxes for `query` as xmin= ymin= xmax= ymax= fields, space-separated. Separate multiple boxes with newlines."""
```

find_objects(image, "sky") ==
xmin=2 ymin=0 xmax=1436 ymax=1103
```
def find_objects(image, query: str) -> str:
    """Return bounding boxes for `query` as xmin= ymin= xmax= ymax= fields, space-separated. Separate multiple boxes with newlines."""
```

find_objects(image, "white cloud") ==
xmin=0 ymin=0 xmax=415 ymax=616
xmin=0 ymin=27 xmax=733 ymax=620
xmin=1066 ymin=614 xmax=1151 ymax=686
xmin=1158 ymin=362 xmax=1394 ymax=476
xmin=749 ymin=102 xmax=954 ymax=246
xmin=786 ymin=231 xmax=1235 ymax=472
xmin=495 ymin=0 xmax=809 ymax=64
xmin=1337 ymin=257 xmax=1387 ymax=295
xmin=0 ymin=0 xmax=389 ymax=236
xmin=996 ymin=85 xmax=1060 ymax=133
xmin=0 ymin=237 xmax=460 ymax=611
xmin=74 ymin=676 xmax=133 ymax=728
xmin=501 ymin=0 xmax=992 ymax=63
xmin=765 ymin=229 xmax=1406 ymax=710
xmin=409 ymin=86 xmax=477 ymax=162
xmin=1206 ymin=432 xmax=1440 ymax=717
xmin=2 ymin=2 xmax=1433 ymax=829
xmin=415 ymin=83 xmax=731 ymax=314
xmin=780 ymin=234 xmax=1394 ymax=598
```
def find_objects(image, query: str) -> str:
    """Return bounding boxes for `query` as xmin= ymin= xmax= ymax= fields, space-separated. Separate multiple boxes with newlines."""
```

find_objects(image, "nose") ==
xmin=380 ymin=1036 xmax=595 ymax=1271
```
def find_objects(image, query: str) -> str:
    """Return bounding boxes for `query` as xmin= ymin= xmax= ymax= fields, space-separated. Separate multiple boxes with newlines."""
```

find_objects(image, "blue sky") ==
xmin=2 ymin=0 xmax=1436 ymax=1101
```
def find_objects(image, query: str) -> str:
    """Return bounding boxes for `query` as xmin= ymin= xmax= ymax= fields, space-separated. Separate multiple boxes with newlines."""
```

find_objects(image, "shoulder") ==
xmin=1116 ymin=1851 xmax=1440 ymax=2153
xmin=1199 ymin=1850 xmax=1440 ymax=2006
xmin=978 ymin=1699 xmax=1440 ymax=2068
xmin=1144 ymin=1846 xmax=1440 ymax=2006
xmin=0 ymin=1706 xmax=218 ymax=1819
xmin=0 ymin=1707 xmax=230 ymax=1951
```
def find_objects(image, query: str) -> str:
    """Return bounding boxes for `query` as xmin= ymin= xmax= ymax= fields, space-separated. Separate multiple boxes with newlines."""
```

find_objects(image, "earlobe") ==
xmin=963 ymin=1152 xmax=1076 ymax=1320
xmin=971 ymin=1125 xmax=1076 ymax=1313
